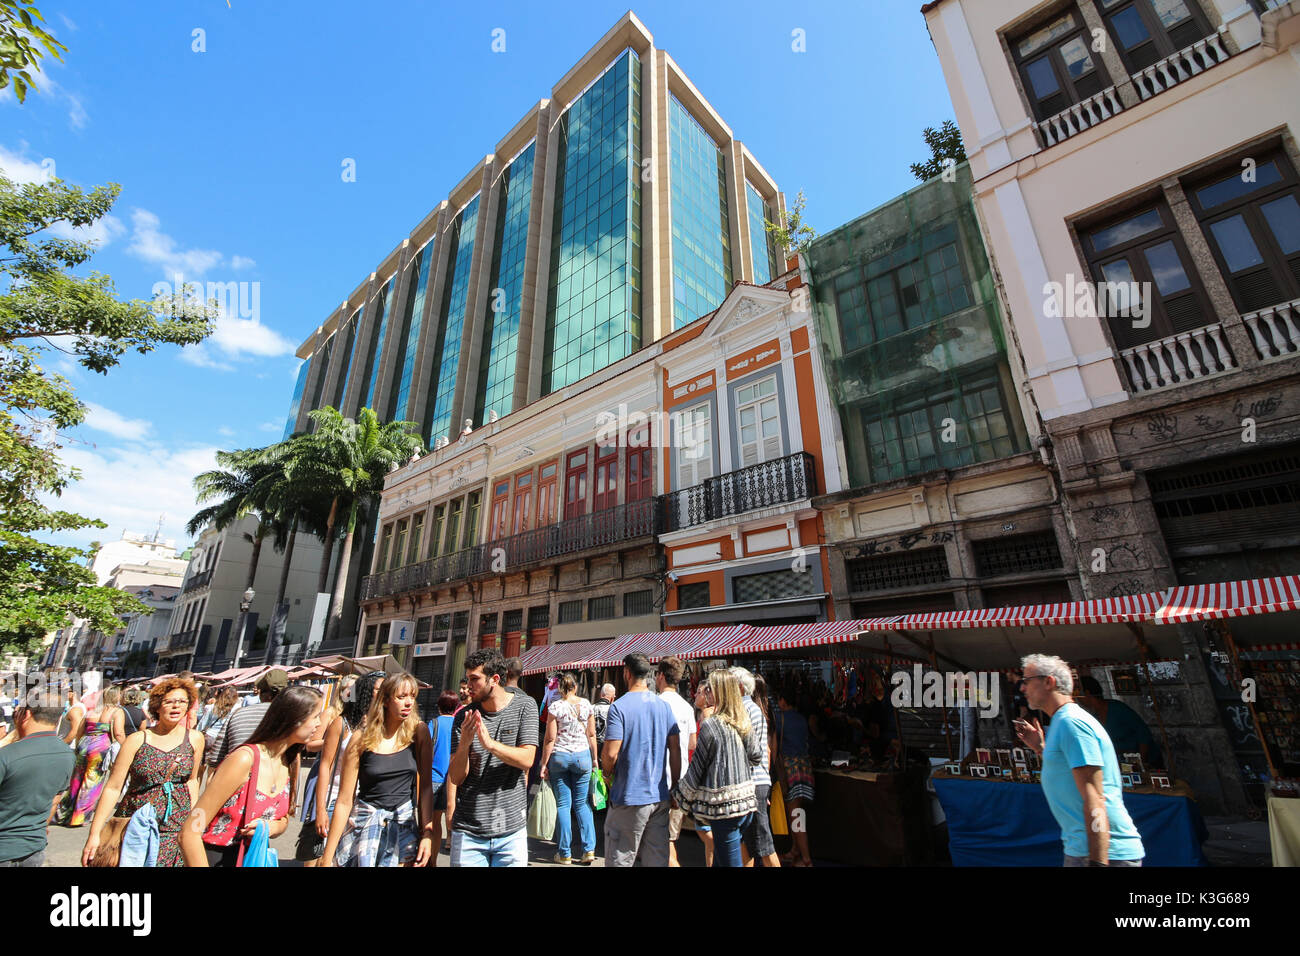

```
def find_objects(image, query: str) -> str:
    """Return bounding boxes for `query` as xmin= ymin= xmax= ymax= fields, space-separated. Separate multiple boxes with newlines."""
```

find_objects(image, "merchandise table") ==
xmin=1268 ymin=796 xmax=1300 ymax=866
xmin=806 ymin=764 xmax=933 ymax=866
xmin=932 ymin=774 xmax=1208 ymax=866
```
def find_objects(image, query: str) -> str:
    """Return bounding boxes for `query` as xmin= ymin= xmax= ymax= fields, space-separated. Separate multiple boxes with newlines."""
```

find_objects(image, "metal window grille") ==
xmin=677 ymin=581 xmax=711 ymax=609
xmin=972 ymin=532 xmax=1062 ymax=577
xmin=415 ymin=616 xmax=433 ymax=644
xmin=623 ymin=590 xmax=653 ymax=617
xmin=588 ymin=596 xmax=615 ymax=621
xmin=846 ymin=548 xmax=950 ymax=593
xmin=479 ymin=613 xmax=498 ymax=635
xmin=732 ymin=569 xmax=816 ymax=604
xmin=503 ymin=609 xmax=523 ymax=632
xmin=558 ymin=600 xmax=582 ymax=624
xmin=528 ymin=605 xmax=550 ymax=630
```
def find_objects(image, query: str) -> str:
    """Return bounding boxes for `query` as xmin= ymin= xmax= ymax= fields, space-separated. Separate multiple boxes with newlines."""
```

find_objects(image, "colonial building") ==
xmin=922 ymin=0 xmax=1300 ymax=811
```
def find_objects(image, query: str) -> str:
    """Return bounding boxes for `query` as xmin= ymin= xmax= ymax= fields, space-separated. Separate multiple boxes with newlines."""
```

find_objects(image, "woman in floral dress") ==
xmin=82 ymin=677 xmax=204 ymax=866
xmin=56 ymin=690 xmax=125 ymax=827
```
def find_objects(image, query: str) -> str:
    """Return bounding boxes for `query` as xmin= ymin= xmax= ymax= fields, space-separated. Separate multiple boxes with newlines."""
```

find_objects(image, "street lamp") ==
xmin=232 ymin=587 xmax=255 ymax=669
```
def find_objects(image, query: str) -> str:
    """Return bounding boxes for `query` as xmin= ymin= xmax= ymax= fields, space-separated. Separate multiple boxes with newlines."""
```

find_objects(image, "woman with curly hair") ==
xmin=81 ymin=677 xmax=204 ymax=866
xmin=321 ymin=672 xmax=434 ymax=867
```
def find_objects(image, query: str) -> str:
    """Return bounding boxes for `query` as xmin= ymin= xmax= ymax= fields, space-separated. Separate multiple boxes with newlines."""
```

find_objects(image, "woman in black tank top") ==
xmin=320 ymin=673 xmax=434 ymax=867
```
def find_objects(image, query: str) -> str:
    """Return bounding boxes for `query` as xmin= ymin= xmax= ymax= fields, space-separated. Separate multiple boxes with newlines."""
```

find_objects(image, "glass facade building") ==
xmin=746 ymin=182 xmax=779 ymax=285
xmin=669 ymin=95 xmax=731 ymax=328
xmin=388 ymin=241 xmax=433 ymax=422
xmin=332 ymin=307 xmax=363 ymax=408
xmin=807 ymin=164 xmax=1028 ymax=487
xmin=425 ymin=196 xmax=480 ymax=444
xmin=283 ymin=360 xmax=309 ymax=439
xmin=358 ymin=276 xmax=394 ymax=411
xmin=476 ymin=143 xmax=536 ymax=422
xmin=543 ymin=50 xmax=643 ymax=393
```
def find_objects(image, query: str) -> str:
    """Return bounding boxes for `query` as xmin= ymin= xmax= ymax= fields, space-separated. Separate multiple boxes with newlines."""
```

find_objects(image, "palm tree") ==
xmin=295 ymin=406 xmax=422 ymax=651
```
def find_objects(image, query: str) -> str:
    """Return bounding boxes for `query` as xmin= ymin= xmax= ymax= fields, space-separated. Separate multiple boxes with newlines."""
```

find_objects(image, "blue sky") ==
xmin=3 ymin=0 xmax=956 ymax=553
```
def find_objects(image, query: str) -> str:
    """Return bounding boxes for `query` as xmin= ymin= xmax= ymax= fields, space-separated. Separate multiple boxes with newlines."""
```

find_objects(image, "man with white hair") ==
xmin=1015 ymin=654 xmax=1144 ymax=866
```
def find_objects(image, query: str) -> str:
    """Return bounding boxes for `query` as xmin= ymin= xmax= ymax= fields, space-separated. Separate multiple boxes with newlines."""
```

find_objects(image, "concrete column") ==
xmin=372 ymin=240 xmax=415 ymax=423
xmin=527 ymin=103 xmax=564 ymax=404
xmin=294 ymin=336 xmax=327 ymax=432
xmin=727 ymin=140 xmax=751 ymax=284
xmin=316 ymin=303 xmax=352 ymax=420
xmin=450 ymin=161 xmax=502 ymax=436
xmin=515 ymin=103 xmax=554 ymax=410
xmin=409 ymin=204 xmax=453 ymax=442
xmin=1076 ymin=1 xmax=1143 ymax=110
xmin=340 ymin=273 xmax=380 ymax=418
xmin=650 ymin=50 xmax=674 ymax=341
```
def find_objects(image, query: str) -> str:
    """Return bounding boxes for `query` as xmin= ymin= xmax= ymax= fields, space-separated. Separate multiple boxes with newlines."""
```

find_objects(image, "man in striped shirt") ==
xmin=211 ymin=669 xmax=287 ymax=764
xmin=733 ymin=667 xmax=778 ymax=867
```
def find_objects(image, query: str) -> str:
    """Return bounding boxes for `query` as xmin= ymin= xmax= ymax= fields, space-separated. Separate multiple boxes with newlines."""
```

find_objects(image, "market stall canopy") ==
xmin=304 ymin=654 xmax=411 ymax=677
xmin=285 ymin=666 xmax=333 ymax=680
xmin=894 ymin=592 xmax=1165 ymax=629
xmin=579 ymin=626 xmax=751 ymax=667
xmin=1154 ymin=574 xmax=1300 ymax=624
xmin=881 ymin=622 xmax=1184 ymax=672
xmin=212 ymin=664 xmax=273 ymax=688
xmin=711 ymin=619 xmax=902 ymax=656
xmin=519 ymin=640 xmax=613 ymax=677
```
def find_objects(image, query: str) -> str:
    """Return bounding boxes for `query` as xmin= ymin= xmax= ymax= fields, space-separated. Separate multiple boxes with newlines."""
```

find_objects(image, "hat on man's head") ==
xmin=255 ymin=669 xmax=289 ymax=694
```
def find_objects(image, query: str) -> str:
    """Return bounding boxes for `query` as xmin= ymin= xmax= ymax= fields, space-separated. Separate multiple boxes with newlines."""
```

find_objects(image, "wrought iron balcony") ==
xmin=183 ymin=568 xmax=214 ymax=593
xmin=361 ymin=497 xmax=663 ymax=601
xmin=662 ymin=451 xmax=817 ymax=532
xmin=165 ymin=629 xmax=198 ymax=651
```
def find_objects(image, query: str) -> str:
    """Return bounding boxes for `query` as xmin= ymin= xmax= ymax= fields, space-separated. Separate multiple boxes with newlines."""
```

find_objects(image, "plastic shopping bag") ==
xmin=769 ymin=783 xmax=789 ymax=836
xmin=239 ymin=820 xmax=279 ymax=867
xmin=590 ymin=769 xmax=608 ymax=811
xmin=527 ymin=780 xmax=557 ymax=841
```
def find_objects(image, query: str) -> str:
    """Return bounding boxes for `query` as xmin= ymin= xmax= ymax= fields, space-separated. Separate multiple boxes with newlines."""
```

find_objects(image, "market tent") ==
xmin=285 ymin=665 xmax=333 ymax=679
xmin=304 ymin=653 xmax=407 ymax=676
xmin=1154 ymin=574 xmax=1300 ymax=624
xmin=710 ymin=618 xmax=903 ymax=656
xmin=894 ymin=592 xmax=1166 ymax=629
xmin=212 ymin=664 xmax=273 ymax=688
xmin=878 ymin=623 xmax=1184 ymax=672
xmin=580 ymin=626 xmax=751 ymax=667
xmin=519 ymin=640 xmax=613 ymax=676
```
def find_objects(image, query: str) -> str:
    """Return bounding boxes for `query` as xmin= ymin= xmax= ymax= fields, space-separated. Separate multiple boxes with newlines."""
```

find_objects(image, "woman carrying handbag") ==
xmin=181 ymin=685 xmax=323 ymax=867
xmin=80 ymin=677 xmax=203 ymax=867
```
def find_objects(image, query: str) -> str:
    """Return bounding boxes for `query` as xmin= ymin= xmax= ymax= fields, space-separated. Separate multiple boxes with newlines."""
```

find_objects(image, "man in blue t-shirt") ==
xmin=600 ymin=653 xmax=680 ymax=868
xmin=0 ymin=702 xmax=75 ymax=867
xmin=1015 ymin=654 xmax=1145 ymax=867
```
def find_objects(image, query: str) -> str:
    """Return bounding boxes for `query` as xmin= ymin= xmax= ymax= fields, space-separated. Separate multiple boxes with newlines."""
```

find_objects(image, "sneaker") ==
xmin=552 ymin=853 xmax=571 ymax=865
xmin=579 ymin=851 xmax=596 ymax=865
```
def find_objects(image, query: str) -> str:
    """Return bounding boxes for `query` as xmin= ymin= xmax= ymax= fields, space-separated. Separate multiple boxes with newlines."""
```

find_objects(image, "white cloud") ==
xmin=258 ymin=421 xmax=282 ymax=433
xmin=50 ymin=443 xmax=221 ymax=551
xmin=48 ymin=213 xmax=126 ymax=248
xmin=209 ymin=312 xmax=295 ymax=359
xmin=217 ymin=426 xmax=237 ymax=439
xmin=177 ymin=345 xmax=235 ymax=372
xmin=128 ymin=209 xmax=225 ymax=277
xmin=59 ymin=14 xmax=78 ymax=32
xmin=24 ymin=71 xmax=88 ymax=129
xmin=81 ymin=402 xmax=151 ymax=441
xmin=231 ymin=255 xmax=256 ymax=270
xmin=0 ymin=142 xmax=54 ymax=183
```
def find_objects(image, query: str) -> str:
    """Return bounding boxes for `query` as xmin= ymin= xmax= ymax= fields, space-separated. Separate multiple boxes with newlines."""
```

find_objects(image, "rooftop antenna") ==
xmin=153 ymin=514 xmax=166 ymax=542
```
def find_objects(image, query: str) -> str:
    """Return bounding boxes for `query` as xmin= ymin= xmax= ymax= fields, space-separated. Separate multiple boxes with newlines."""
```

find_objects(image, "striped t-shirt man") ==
xmin=450 ymin=688 xmax=539 ymax=838
xmin=742 ymin=696 xmax=771 ymax=788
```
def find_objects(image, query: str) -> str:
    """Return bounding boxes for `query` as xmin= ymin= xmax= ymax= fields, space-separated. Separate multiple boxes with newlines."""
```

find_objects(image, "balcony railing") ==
xmin=1130 ymin=28 xmax=1231 ymax=101
xmin=1241 ymin=297 xmax=1300 ymax=362
xmin=1033 ymin=86 xmax=1125 ymax=149
xmin=361 ymin=497 xmax=664 ymax=601
xmin=1120 ymin=322 xmax=1236 ymax=393
xmin=165 ymin=629 xmax=197 ymax=651
xmin=183 ymin=568 xmax=213 ymax=593
xmin=663 ymin=452 xmax=817 ymax=532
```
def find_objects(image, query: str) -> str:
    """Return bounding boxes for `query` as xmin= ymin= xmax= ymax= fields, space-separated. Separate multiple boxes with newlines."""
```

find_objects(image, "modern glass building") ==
xmin=285 ymin=13 xmax=784 ymax=447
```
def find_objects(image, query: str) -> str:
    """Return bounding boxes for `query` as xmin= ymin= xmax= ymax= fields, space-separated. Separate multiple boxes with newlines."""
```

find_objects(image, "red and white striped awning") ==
xmin=722 ymin=618 xmax=902 ymax=656
xmin=519 ymin=639 xmax=614 ymax=676
xmin=1154 ymin=575 xmax=1300 ymax=624
xmin=577 ymin=626 xmax=751 ymax=668
xmin=895 ymin=592 xmax=1166 ymax=629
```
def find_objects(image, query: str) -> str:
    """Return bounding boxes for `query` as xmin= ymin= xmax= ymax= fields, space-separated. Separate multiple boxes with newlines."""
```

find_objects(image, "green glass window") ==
xmin=669 ymin=95 xmax=732 ymax=328
xmin=543 ymin=50 xmax=642 ymax=394
xmin=425 ymin=196 xmax=480 ymax=444
xmin=389 ymin=243 xmax=433 ymax=423
xmin=282 ymin=359 xmax=309 ymax=439
xmin=476 ymin=143 xmax=536 ymax=423
xmin=307 ymin=337 xmax=333 ymax=415
xmin=332 ymin=307 xmax=363 ymax=408
xmin=359 ymin=276 xmax=395 ymax=413
xmin=746 ymin=182 xmax=779 ymax=285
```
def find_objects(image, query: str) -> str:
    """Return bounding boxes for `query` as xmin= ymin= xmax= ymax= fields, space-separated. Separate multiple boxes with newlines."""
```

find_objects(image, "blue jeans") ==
xmin=549 ymin=750 xmax=595 ymax=857
xmin=450 ymin=826 xmax=528 ymax=867
xmin=709 ymin=813 xmax=752 ymax=867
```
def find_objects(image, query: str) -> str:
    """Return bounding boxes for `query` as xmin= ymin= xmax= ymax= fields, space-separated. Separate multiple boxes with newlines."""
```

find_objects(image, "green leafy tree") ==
xmin=295 ymin=407 xmax=422 ymax=650
xmin=764 ymin=189 xmax=817 ymax=259
xmin=910 ymin=119 xmax=967 ymax=182
xmin=0 ymin=1 xmax=64 ymax=103
xmin=0 ymin=172 xmax=215 ymax=649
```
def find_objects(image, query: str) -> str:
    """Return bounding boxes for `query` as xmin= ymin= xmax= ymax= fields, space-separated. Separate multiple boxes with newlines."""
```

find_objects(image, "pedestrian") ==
xmin=200 ymin=687 xmax=240 ymax=784
xmin=732 ymin=667 xmax=780 ymax=867
xmin=56 ymin=687 xmax=85 ymax=745
xmin=690 ymin=667 xmax=720 ymax=866
xmin=321 ymin=672 xmax=434 ymax=867
xmin=601 ymin=653 xmax=680 ymax=868
xmin=0 ymin=701 xmax=76 ymax=867
xmin=197 ymin=692 xmax=216 ymax=733
xmin=447 ymin=649 xmax=539 ymax=867
xmin=55 ymin=686 xmax=125 ymax=827
xmin=120 ymin=689 xmax=148 ymax=736
xmin=456 ymin=679 xmax=472 ymax=714
xmin=1014 ymin=654 xmax=1145 ymax=867
xmin=1076 ymin=676 xmax=1160 ymax=767
xmin=503 ymin=657 xmax=524 ymax=694
xmin=210 ymin=669 xmax=289 ymax=765
xmin=673 ymin=669 xmax=761 ymax=868
xmin=181 ymin=684 xmax=324 ymax=867
xmin=592 ymin=683 xmax=615 ymax=747
xmin=539 ymin=672 xmax=597 ymax=865
xmin=653 ymin=657 xmax=696 ymax=867
xmin=775 ymin=687 xmax=814 ymax=866
xmin=80 ymin=677 xmax=204 ymax=867
xmin=428 ymin=690 xmax=458 ymax=854
xmin=295 ymin=674 xmax=364 ymax=867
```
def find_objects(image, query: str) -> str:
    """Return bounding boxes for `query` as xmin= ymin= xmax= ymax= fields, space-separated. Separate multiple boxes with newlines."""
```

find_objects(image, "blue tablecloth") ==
xmin=933 ymin=776 xmax=1208 ymax=866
